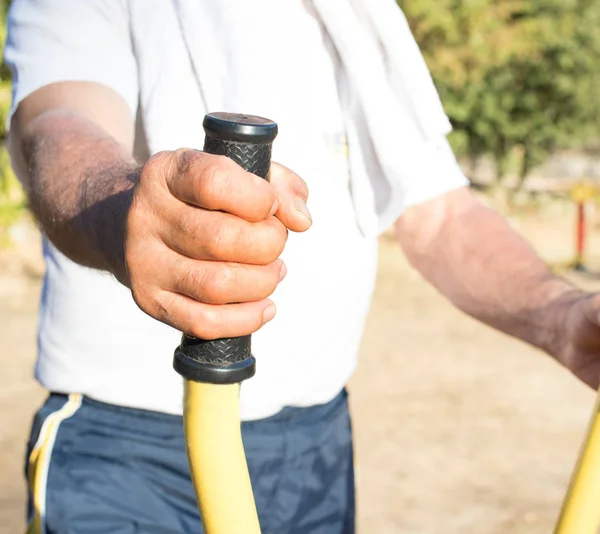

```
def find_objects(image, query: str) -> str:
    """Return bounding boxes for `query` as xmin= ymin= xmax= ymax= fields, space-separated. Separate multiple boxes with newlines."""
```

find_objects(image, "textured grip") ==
xmin=173 ymin=112 xmax=278 ymax=384
xmin=204 ymin=138 xmax=272 ymax=179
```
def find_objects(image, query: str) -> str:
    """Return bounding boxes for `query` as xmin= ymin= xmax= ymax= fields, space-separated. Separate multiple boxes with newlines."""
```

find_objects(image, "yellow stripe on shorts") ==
xmin=26 ymin=394 xmax=83 ymax=534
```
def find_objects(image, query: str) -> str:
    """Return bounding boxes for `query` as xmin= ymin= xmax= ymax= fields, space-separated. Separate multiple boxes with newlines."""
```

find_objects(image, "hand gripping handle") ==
xmin=173 ymin=112 xmax=278 ymax=384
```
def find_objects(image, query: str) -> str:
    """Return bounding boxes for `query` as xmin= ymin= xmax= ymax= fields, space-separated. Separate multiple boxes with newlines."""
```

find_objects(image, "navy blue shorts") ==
xmin=24 ymin=390 xmax=355 ymax=534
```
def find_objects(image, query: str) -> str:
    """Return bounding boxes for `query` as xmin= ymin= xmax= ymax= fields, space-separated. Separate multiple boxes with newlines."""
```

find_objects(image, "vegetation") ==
xmin=0 ymin=0 xmax=599 ymax=230
xmin=399 ymin=0 xmax=600 ymax=186
xmin=0 ymin=0 xmax=27 ymax=244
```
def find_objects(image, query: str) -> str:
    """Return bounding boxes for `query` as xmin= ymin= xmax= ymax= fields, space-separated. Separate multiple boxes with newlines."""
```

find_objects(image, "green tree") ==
xmin=400 ymin=0 xmax=600 ymax=186
xmin=0 ymin=0 xmax=27 ymax=241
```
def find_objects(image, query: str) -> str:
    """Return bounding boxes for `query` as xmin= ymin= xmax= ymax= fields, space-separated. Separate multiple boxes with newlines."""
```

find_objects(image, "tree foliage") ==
xmin=0 ymin=1 xmax=597 ymax=187
xmin=400 ymin=0 xmax=600 ymax=183
xmin=0 ymin=0 xmax=11 ymax=136
xmin=0 ymin=0 xmax=27 ymax=239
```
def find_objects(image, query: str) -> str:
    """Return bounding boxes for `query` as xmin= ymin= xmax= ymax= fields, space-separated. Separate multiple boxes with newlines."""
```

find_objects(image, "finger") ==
xmin=159 ymin=203 xmax=288 ymax=264
xmin=162 ymin=255 xmax=286 ymax=304
xmin=154 ymin=292 xmax=276 ymax=340
xmin=269 ymin=162 xmax=312 ymax=232
xmin=578 ymin=366 xmax=600 ymax=390
xmin=166 ymin=149 xmax=278 ymax=222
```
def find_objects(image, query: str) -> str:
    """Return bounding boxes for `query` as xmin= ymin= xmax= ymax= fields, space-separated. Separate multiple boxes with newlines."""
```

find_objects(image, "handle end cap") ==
xmin=203 ymin=112 xmax=278 ymax=143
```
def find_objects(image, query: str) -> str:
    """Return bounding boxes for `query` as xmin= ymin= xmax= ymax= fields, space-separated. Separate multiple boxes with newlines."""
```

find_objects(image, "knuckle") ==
xmin=178 ymin=266 xmax=207 ymax=299
xmin=260 ymin=187 xmax=278 ymax=217
xmin=204 ymin=155 xmax=229 ymax=182
xmin=153 ymin=294 xmax=173 ymax=323
xmin=186 ymin=214 xmax=203 ymax=242
xmin=131 ymin=283 xmax=157 ymax=317
xmin=193 ymin=308 xmax=220 ymax=340
xmin=197 ymin=155 xmax=235 ymax=203
xmin=174 ymin=148 xmax=200 ymax=177
xmin=201 ymin=266 xmax=234 ymax=304
xmin=161 ymin=148 xmax=205 ymax=199
xmin=205 ymin=220 xmax=236 ymax=259
xmin=260 ymin=221 xmax=288 ymax=262
xmin=129 ymin=283 xmax=144 ymax=308
xmin=143 ymin=151 xmax=175 ymax=186
xmin=254 ymin=268 xmax=279 ymax=299
xmin=145 ymin=150 xmax=172 ymax=172
xmin=211 ymin=264 xmax=236 ymax=301
xmin=198 ymin=161 xmax=221 ymax=202
xmin=175 ymin=211 xmax=206 ymax=251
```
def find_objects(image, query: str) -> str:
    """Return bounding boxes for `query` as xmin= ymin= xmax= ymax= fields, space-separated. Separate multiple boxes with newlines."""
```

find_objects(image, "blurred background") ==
xmin=2 ymin=1 xmax=600 ymax=533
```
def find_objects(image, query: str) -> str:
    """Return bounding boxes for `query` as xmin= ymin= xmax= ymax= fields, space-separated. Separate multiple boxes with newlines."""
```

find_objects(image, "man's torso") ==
xmin=35 ymin=1 xmax=379 ymax=419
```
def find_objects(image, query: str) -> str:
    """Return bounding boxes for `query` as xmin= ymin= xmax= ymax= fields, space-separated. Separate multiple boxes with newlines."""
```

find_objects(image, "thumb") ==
xmin=579 ymin=291 xmax=600 ymax=326
xmin=269 ymin=162 xmax=312 ymax=232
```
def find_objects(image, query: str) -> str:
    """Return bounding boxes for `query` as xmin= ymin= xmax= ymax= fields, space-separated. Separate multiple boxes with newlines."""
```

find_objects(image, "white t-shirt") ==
xmin=5 ymin=0 xmax=468 ymax=420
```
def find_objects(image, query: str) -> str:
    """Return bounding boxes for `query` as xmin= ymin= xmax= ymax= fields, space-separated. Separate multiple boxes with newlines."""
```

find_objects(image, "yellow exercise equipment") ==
xmin=554 ymin=388 xmax=600 ymax=533
xmin=555 ymin=182 xmax=600 ymax=531
xmin=184 ymin=382 xmax=261 ymax=534
xmin=173 ymin=112 xmax=278 ymax=534
xmin=172 ymin=114 xmax=600 ymax=534
xmin=570 ymin=180 xmax=596 ymax=205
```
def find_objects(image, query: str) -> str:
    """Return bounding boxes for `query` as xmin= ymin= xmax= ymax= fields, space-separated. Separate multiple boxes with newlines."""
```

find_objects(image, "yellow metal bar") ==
xmin=183 ymin=380 xmax=261 ymax=534
xmin=554 ymin=388 xmax=600 ymax=533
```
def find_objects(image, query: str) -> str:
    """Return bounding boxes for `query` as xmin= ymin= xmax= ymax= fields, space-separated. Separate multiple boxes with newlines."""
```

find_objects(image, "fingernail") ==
xmin=279 ymin=261 xmax=287 ymax=281
xmin=269 ymin=198 xmax=279 ymax=217
xmin=263 ymin=304 xmax=276 ymax=323
xmin=294 ymin=198 xmax=312 ymax=223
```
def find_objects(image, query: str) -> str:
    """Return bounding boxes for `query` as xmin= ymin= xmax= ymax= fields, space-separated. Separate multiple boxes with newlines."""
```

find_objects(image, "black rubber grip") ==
xmin=173 ymin=112 xmax=278 ymax=384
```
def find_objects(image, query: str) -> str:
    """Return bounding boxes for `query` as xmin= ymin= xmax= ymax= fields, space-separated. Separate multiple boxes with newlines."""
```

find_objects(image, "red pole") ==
xmin=575 ymin=201 xmax=586 ymax=271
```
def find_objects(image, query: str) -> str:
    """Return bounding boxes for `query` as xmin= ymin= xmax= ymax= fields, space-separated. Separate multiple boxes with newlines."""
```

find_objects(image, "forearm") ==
xmin=12 ymin=109 xmax=139 ymax=281
xmin=396 ymin=188 xmax=583 ymax=356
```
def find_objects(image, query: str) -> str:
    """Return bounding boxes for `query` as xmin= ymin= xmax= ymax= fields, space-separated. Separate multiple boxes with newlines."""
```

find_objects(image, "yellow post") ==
xmin=183 ymin=381 xmax=261 ymax=534
xmin=554 ymin=389 xmax=600 ymax=533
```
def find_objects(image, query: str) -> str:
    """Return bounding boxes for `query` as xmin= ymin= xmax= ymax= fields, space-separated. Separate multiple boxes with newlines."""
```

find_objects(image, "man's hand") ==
xmin=397 ymin=187 xmax=600 ymax=389
xmin=11 ymin=82 xmax=311 ymax=341
xmin=124 ymin=150 xmax=311 ymax=340
xmin=555 ymin=292 xmax=600 ymax=388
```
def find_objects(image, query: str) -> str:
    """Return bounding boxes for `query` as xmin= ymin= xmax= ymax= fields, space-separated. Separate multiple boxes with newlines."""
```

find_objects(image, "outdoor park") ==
xmin=2 ymin=1 xmax=600 ymax=533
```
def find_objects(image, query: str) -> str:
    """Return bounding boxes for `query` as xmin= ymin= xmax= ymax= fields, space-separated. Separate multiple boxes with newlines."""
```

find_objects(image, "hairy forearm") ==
xmin=12 ymin=110 xmax=140 ymax=281
xmin=396 ymin=189 xmax=583 ymax=356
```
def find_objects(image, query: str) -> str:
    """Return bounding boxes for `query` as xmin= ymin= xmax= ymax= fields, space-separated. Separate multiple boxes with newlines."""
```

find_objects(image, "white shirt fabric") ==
xmin=5 ymin=0 xmax=468 ymax=420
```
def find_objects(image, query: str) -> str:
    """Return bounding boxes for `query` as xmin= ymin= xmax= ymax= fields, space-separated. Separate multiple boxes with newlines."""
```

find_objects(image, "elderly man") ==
xmin=5 ymin=1 xmax=600 ymax=533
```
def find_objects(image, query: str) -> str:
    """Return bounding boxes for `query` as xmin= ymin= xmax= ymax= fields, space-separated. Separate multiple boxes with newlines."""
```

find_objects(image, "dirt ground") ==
xmin=2 ymin=199 xmax=600 ymax=534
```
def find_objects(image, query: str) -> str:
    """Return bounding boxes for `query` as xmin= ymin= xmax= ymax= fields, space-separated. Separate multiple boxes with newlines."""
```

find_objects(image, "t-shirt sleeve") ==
xmin=4 ymin=0 xmax=138 ymax=124
xmin=369 ymin=132 xmax=470 ymax=232
xmin=401 ymin=135 xmax=469 ymax=209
